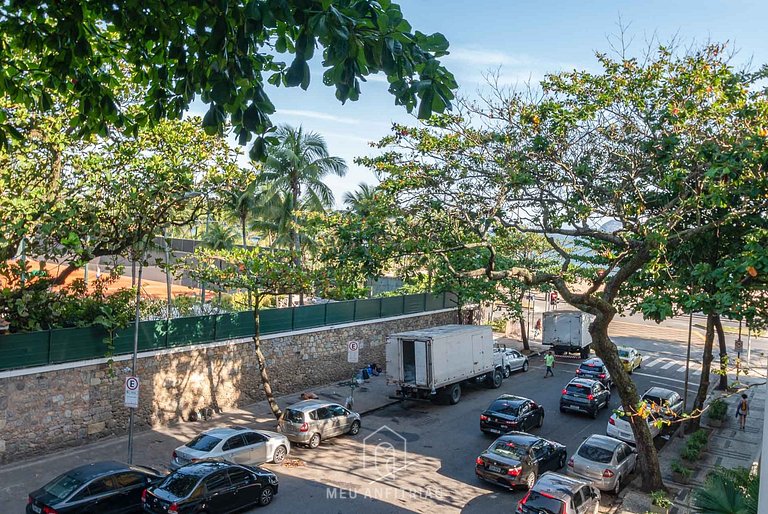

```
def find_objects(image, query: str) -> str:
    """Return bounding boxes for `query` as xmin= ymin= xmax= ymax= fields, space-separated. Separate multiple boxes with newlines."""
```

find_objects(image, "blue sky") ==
xmin=201 ymin=1 xmax=768 ymax=207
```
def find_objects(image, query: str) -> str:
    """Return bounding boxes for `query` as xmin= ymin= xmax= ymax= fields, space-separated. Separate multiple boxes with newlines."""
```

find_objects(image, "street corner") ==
xmin=362 ymin=424 xmax=408 ymax=483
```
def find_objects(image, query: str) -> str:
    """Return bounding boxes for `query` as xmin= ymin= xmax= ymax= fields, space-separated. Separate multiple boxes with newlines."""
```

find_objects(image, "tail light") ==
xmin=299 ymin=422 xmax=309 ymax=432
xmin=43 ymin=507 xmax=58 ymax=514
xmin=518 ymin=491 xmax=531 ymax=511
xmin=561 ymin=389 xmax=567 ymax=395
xmin=599 ymin=374 xmax=606 ymax=379
xmin=169 ymin=503 xmax=179 ymax=513
xmin=567 ymin=457 xmax=574 ymax=468
xmin=28 ymin=497 xmax=33 ymax=505
xmin=609 ymin=417 xmax=616 ymax=425
xmin=172 ymin=450 xmax=177 ymax=460
xmin=587 ymin=394 xmax=594 ymax=401
xmin=603 ymin=469 xmax=615 ymax=478
xmin=476 ymin=456 xmax=484 ymax=465
xmin=480 ymin=414 xmax=489 ymax=421
xmin=507 ymin=466 xmax=522 ymax=477
xmin=575 ymin=369 xmax=582 ymax=374
xmin=141 ymin=489 xmax=147 ymax=503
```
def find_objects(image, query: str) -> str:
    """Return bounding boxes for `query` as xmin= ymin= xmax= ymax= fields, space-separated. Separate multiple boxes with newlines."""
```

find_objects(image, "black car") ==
xmin=27 ymin=461 xmax=163 ymax=514
xmin=560 ymin=378 xmax=611 ymax=418
xmin=575 ymin=357 xmax=613 ymax=388
xmin=475 ymin=432 xmax=567 ymax=490
xmin=480 ymin=395 xmax=545 ymax=435
xmin=142 ymin=461 xmax=277 ymax=513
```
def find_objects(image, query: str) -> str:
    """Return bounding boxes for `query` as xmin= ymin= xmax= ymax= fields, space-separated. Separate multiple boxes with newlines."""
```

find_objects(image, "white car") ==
xmin=606 ymin=403 xmax=660 ymax=445
xmin=171 ymin=427 xmax=290 ymax=470
xmin=494 ymin=345 xmax=530 ymax=377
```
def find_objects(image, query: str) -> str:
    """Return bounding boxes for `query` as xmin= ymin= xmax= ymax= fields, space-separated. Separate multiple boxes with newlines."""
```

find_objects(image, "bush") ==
xmin=691 ymin=429 xmax=709 ymax=447
xmin=681 ymin=444 xmax=701 ymax=461
xmin=708 ymin=398 xmax=728 ymax=420
xmin=651 ymin=490 xmax=673 ymax=508
xmin=672 ymin=460 xmax=693 ymax=478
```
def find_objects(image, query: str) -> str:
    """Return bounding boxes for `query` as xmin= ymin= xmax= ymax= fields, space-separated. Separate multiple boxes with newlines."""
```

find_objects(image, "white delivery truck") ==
xmin=541 ymin=310 xmax=594 ymax=358
xmin=386 ymin=324 xmax=502 ymax=405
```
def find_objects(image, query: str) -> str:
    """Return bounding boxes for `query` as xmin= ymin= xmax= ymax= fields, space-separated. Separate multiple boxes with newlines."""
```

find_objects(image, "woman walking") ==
xmin=737 ymin=393 xmax=749 ymax=430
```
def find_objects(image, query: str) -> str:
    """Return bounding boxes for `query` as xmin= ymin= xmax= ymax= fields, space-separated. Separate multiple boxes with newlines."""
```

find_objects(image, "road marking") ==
xmin=676 ymin=366 xmax=687 ymax=373
xmin=633 ymin=371 xmax=700 ymax=385
xmin=646 ymin=358 xmax=664 ymax=367
xmin=660 ymin=361 xmax=677 ymax=370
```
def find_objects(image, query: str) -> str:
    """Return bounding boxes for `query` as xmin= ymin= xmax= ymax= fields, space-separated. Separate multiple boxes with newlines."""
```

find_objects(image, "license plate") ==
xmin=488 ymin=465 xmax=502 ymax=473
xmin=32 ymin=506 xmax=41 ymax=514
xmin=487 ymin=428 xmax=500 ymax=434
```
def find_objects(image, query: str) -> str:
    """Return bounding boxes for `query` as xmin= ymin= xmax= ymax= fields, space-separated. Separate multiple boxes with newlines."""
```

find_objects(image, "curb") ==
xmin=360 ymin=400 xmax=402 ymax=417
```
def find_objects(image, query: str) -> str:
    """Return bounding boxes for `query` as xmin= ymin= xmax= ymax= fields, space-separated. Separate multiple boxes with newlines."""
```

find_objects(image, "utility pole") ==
xmin=127 ymin=238 xmax=145 ymax=464
xmin=683 ymin=312 xmax=693 ymax=412
xmin=759 ymin=356 xmax=768 ymax=514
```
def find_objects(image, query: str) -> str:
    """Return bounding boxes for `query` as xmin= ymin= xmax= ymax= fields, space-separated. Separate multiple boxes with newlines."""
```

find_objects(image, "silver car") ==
xmin=277 ymin=400 xmax=361 ymax=448
xmin=495 ymin=345 xmax=530 ymax=377
xmin=170 ymin=427 xmax=290 ymax=470
xmin=567 ymin=434 xmax=637 ymax=494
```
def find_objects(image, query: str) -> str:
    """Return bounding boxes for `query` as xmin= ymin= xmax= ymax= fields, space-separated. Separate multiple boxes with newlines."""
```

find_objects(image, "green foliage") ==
xmin=681 ymin=444 xmax=701 ymax=462
xmin=671 ymin=460 xmax=694 ymax=478
xmin=650 ymin=490 xmax=673 ymax=508
xmin=0 ymin=1 xmax=456 ymax=157
xmin=693 ymin=466 xmax=758 ymax=514
xmin=708 ymin=399 xmax=728 ymax=420
xmin=691 ymin=429 xmax=710 ymax=448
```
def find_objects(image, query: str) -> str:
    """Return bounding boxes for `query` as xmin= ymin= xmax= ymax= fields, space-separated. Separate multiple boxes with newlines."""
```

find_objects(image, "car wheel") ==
xmin=259 ymin=485 xmax=275 ymax=506
xmin=522 ymin=360 xmax=529 ymax=372
xmin=448 ymin=383 xmax=462 ymax=405
xmin=272 ymin=445 xmax=287 ymax=464
xmin=308 ymin=433 xmax=321 ymax=449
xmin=537 ymin=413 xmax=544 ymax=428
xmin=348 ymin=420 xmax=361 ymax=436
xmin=503 ymin=366 xmax=511 ymax=379
xmin=558 ymin=453 xmax=567 ymax=469
xmin=560 ymin=406 xmax=566 ymax=413
xmin=612 ymin=476 xmax=622 ymax=495
xmin=525 ymin=471 xmax=536 ymax=490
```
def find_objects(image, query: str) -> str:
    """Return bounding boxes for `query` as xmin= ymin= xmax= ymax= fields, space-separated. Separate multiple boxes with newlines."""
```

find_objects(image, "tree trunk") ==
xmin=242 ymin=216 xmax=252 ymax=309
xmin=519 ymin=317 xmax=530 ymax=351
xmin=590 ymin=313 xmax=665 ymax=491
xmin=252 ymin=296 xmax=282 ymax=420
xmin=714 ymin=315 xmax=728 ymax=390
xmin=52 ymin=262 xmax=79 ymax=285
xmin=690 ymin=312 xmax=716 ymax=431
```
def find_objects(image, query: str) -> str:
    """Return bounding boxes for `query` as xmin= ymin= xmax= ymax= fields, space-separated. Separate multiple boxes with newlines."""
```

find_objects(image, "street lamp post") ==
xmin=683 ymin=311 xmax=693 ymax=413
xmin=126 ymin=238 xmax=145 ymax=464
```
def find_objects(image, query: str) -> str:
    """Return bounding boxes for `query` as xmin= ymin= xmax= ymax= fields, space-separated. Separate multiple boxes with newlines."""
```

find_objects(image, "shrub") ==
xmin=691 ymin=429 xmax=709 ymax=447
xmin=682 ymin=444 xmax=701 ymax=461
xmin=672 ymin=460 xmax=693 ymax=478
xmin=708 ymin=398 xmax=728 ymax=420
xmin=651 ymin=490 xmax=673 ymax=508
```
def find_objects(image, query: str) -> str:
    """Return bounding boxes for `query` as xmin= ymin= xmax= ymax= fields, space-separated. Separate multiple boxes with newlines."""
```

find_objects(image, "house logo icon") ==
xmin=362 ymin=425 xmax=408 ymax=482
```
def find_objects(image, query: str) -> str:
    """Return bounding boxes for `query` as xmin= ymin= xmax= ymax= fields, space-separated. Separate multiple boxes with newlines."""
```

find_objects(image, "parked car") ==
xmin=606 ymin=402 xmax=661 ymax=444
xmin=27 ymin=461 xmax=163 ymax=514
xmin=277 ymin=400 xmax=361 ymax=448
xmin=617 ymin=347 xmax=643 ymax=373
xmin=559 ymin=378 xmax=611 ymax=418
xmin=475 ymin=432 xmax=567 ymax=490
xmin=480 ymin=395 xmax=545 ymax=435
xmin=501 ymin=347 xmax=530 ymax=376
xmin=567 ymin=434 xmax=637 ymax=494
xmin=575 ymin=357 xmax=612 ymax=388
xmin=641 ymin=386 xmax=683 ymax=419
xmin=143 ymin=461 xmax=277 ymax=513
xmin=170 ymin=427 xmax=290 ymax=470
xmin=516 ymin=472 xmax=601 ymax=514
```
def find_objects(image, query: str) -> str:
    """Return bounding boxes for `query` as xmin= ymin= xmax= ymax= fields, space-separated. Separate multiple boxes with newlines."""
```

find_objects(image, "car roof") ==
xmin=201 ymin=426 xmax=253 ymax=438
xmin=57 ymin=461 xmax=135 ymax=481
xmin=287 ymin=399 xmax=340 ymax=411
xmin=496 ymin=432 xmax=541 ymax=447
xmin=491 ymin=394 xmax=529 ymax=404
xmin=533 ymin=472 xmax=591 ymax=498
xmin=644 ymin=387 xmax=675 ymax=399
xmin=580 ymin=357 xmax=604 ymax=366
xmin=175 ymin=460 xmax=237 ymax=477
xmin=582 ymin=434 xmax=623 ymax=451
xmin=567 ymin=378 xmax=599 ymax=387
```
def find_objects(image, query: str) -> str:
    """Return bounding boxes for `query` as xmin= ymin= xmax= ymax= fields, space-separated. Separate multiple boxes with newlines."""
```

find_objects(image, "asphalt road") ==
xmin=247 ymin=334 xmax=727 ymax=513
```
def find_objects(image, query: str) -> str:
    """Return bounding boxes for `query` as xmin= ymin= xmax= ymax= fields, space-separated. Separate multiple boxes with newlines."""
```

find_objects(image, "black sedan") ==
xmin=142 ymin=460 xmax=277 ymax=513
xmin=27 ymin=460 xmax=163 ymax=514
xmin=475 ymin=432 xmax=567 ymax=490
xmin=560 ymin=378 xmax=610 ymax=418
xmin=480 ymin=395 xmax=545 ymax=435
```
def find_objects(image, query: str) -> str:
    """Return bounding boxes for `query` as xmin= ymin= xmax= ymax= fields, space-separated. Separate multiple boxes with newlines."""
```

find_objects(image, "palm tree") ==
xmin=201 ymin=222 xmax=237 ymax=304
xmin=693 ymin=466 xmax=758 ymax=514
xmin=259 ymin=125 xmax=347 ymax=304
xmin=343 ymin=182 xmax=377 ymax=215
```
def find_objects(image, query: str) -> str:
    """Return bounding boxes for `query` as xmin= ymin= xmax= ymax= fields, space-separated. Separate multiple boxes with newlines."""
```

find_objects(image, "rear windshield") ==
xmin=643 ymin=394 xmax=670 ymax=407
xmin=618 ymin=349 xmax=629 ymax=358
xmin=579 ymin=363 xmax=603 ymax=373
xmin=43 ymin=473 xmax=85 ymax=500
xmin=283 ymin=409 xmax=305 ymax=423
xmin=186 ymin=434 xmax=222 ymax=452
xmin=577 ymin=444 xmax=614 ymax=463
xmin=489 ymin=440 xmax=529 ymax=460
xmin=565 ymin=384 xmax=590 ymax=396
xmin=158 ymin=472 xmax=201 ymax=498
xmin=522 ymin=491 xmax=565 ymax=514
xmin=488 ymin=400 xmax=521 ymax=416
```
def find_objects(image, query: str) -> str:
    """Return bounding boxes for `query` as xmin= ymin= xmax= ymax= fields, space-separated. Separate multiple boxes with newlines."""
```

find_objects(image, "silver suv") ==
xmin=277 ymin=400 xmax=361 ymax=448
xmin=517 ymin=472 xmax=601 ymax=514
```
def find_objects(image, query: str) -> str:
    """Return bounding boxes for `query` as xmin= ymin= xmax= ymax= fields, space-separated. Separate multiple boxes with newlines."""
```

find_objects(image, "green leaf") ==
xmin=285 ymin=57 xmax=308 ymax=88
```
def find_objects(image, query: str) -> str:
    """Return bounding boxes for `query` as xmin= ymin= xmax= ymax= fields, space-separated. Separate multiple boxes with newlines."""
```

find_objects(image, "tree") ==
xmin=693 ymin=466 xmax=758 ymax=514
xmin=0 ymin=1 xmax=457 ymax=158
xmin=185 ymin=247 xmax=311 ymax=419
xmin=343 ymin=182 xmax=378 ymax=215
xmin=360 ymin=44 xmax=768 ymax=491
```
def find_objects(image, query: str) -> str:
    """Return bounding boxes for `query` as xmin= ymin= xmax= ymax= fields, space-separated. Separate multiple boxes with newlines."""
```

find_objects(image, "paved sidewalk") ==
xmin=616 ymin=376 xmax=765 ymax=513
xmin=0 ymin=373 xmax=398 ymax=514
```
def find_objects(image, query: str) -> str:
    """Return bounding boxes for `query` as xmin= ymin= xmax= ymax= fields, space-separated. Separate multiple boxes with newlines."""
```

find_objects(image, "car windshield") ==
xmin=42 ymin=473 xmax=85 ymax=500
xmin=618 ymin=349 xmax=629 ymax=358
xmin=283 ymin=409 xmax=304 ymax=423
xmin=522 ymin=491 xmax=565 ymax=514
xmin=488 ymin=400 xmax=521 ymax=416
xmin=159 ymin=472 xmax=201 ymax=498
xmin=489 ymin=440 xmax=529 ymax=460
xmin=185 ymin=434 xmax=222 ymax=452
xmin=578 ymin=443 xmax=614 ymax=463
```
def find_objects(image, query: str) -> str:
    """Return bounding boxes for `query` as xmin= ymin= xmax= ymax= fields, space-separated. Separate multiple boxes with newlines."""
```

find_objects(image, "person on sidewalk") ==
xmin=534 ymin=318 xmax=542 ymax=339
xmin=544 ymin=351 xmax=555 ymax=377
xmin=737 ymin=393 xmax=749 ymax=430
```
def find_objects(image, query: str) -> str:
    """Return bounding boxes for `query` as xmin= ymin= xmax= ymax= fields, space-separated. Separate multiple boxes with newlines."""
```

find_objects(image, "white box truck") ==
xmin=386 ymin=324 xmax=503 ymax=405
xmin=541 ymin=310 xmax=594 ymax=358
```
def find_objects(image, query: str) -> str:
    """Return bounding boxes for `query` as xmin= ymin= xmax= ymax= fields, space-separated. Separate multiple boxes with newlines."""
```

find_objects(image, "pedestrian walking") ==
xmin=737 ymin=393 xmax=749 ymax=430
xmin=534 ymin=318 xmax=542 ymax=339
xmin=544 ymin=351 xmax=555 ymax=377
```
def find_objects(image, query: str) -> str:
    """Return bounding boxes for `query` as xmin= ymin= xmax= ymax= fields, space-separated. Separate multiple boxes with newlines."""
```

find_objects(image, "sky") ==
xmin=196 ymin=1 xmax=768 ymax=208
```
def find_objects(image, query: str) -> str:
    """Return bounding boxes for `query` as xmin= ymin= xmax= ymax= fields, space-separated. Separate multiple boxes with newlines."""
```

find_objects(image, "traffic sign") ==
xmin=124 ymin=376 xmax=140 ymax=409
xmin=347 ymin=341 xmax=359 ymax=363
xmin=735 ymin=339 xmax=744 ymax=353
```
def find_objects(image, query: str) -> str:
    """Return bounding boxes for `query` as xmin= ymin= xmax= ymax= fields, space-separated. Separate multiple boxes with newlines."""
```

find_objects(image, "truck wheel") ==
xmin=503 ymin=366 xmax=511 ymax=379
xmin=486 ymin=370 xmax=503 ymax=389
xmin=448 ymin=384 xmax=462 ymax=405
xmin=580 ymin=347 xmax=590 ymax=359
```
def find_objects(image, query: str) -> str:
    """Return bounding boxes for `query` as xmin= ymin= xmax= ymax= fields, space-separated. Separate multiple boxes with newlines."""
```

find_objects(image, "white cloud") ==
xmin=447 ymin=47 xmax=538 ymax=68
xmin=278 ymin=109 xmax=360 ymax=125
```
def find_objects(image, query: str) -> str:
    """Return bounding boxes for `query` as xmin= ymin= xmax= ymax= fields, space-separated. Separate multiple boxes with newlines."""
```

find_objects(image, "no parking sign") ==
xmin=347 ymin=341 xmax=359 ymax=363
xmin=124 ymin=376 xmax=140 ymax=409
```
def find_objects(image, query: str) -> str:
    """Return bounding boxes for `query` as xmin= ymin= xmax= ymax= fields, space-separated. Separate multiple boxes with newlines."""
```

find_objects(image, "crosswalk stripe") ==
xmin=676 ymin=366 xmax=687 ymax=373
xmin=660 ymin=361 xmax=677 ymax=369
xmin=647 ymin=358 xmax=664 ymax=367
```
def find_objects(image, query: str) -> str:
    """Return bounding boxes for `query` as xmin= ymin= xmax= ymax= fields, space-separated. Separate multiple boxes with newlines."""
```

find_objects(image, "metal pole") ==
xmin=200 ymin=209 xmax=210 ymax=304
xmin=758 ymin=357 xmax=768 ymax=514
xmin=747 ymin=327 xmax=752 ymax=368
xmin=127 ymin=248 xmax=144 ymax=464
xmin=736 ymin=320 xmax=743 ymax=381
xmin=162 ymin=230 xmax=172 ymax=320
xmin=683 ymin=311 xmax=693 ymax=412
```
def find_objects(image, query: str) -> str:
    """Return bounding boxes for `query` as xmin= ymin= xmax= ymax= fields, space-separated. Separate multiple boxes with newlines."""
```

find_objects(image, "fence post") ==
xmin=291 ymin=306 xmax=295 ymax=331
xmin=164 ymin=319 xmax=170 ymax=348
xmin=422 ymin=293 xmax=426 ymax=312
xmin=402 ymin=294 xmax=405 ymax=314
xmin=353 ymin=299 xmax=358 ymax=321
xmin=47 ymin=329 xmax=53 ymax=366
xmin=379 ymin=297 xmax=383 ymax=318
xmin=323 ymin=303 xmax=327 ymax=325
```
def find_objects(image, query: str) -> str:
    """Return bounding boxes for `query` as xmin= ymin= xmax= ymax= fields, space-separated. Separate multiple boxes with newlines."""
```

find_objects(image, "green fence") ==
xmin=0 ymin=292 xmax=457 ymax=372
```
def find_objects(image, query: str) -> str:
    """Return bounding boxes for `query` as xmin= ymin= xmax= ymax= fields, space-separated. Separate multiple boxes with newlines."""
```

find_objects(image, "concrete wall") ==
xmin=0 ymin=309 xmax=456 ymax=464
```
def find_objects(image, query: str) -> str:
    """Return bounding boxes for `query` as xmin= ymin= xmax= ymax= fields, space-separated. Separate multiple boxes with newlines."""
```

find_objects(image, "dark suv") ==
xmin=560 ymin=378 xmax=610 ymax=418
xmin=575 ymin=358 xmax=612 ymax=388
xmin=517 ymin=472 xmax=601 ymax=514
